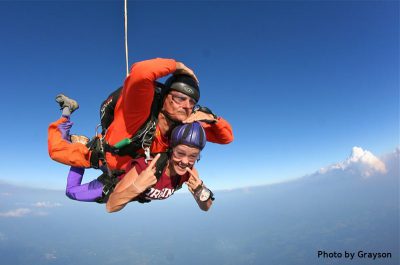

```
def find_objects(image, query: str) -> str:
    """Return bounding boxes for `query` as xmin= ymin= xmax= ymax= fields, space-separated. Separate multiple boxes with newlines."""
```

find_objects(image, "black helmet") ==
xmin=164 ymin=74 xmax=200 ymax=102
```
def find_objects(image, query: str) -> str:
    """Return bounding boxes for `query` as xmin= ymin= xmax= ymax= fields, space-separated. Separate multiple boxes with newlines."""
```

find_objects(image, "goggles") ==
xmin=172 ymin=148 xmax=200 ymax=163
xmin=169 ymin=92 xmax=197 ymax=108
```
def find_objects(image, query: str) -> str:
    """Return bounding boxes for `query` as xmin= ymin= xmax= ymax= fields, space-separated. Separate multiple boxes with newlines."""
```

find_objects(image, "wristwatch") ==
xmin=196 ymin=185 xmax=215 ymax=202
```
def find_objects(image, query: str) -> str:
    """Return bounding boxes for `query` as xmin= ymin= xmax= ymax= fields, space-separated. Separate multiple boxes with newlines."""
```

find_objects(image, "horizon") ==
xmin=1 ymin=145 xmax=398 ymax=191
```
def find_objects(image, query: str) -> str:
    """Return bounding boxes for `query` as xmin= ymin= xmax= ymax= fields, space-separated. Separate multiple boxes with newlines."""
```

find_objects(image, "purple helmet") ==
xmin=170 ymin=122 xmax=206 ymax=150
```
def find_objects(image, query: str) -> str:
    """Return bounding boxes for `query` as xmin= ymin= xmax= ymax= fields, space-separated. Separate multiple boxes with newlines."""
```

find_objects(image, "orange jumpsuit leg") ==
xmin=48 ymin=117 xmax=91 ymax=168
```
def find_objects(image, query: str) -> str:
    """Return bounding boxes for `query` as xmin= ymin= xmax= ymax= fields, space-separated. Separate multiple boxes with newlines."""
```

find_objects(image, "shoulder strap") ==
xmin=151 ymin=81 xmax=167 ymax=118
xmin=106 ymin=82 xmax=166 ymax=157
xmin=154 ymin=152 xmax=169 ymax=180
xmin=100 ymin=86 xmax=123 ymax=134
xmin=90 ymin=82 xmax=167 ymax=168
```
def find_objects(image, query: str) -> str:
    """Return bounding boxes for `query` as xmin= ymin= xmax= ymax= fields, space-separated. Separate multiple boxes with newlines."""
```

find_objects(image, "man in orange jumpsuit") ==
xmin=48 ymin=58 xmax=234 ymax=170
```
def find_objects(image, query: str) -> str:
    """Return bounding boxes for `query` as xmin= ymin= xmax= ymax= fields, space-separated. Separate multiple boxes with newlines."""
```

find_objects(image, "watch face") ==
xmin=199 ymin=188 xmax=211 ymax=202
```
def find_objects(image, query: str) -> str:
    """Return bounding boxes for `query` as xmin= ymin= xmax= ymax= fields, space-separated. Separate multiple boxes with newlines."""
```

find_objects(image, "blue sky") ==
xmin=0 ymin=0 xmax=398 ymax=190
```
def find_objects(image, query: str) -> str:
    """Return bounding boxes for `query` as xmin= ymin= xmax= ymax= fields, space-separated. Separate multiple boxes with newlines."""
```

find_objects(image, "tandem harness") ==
xmin=95 ymin=152 xmax=170 ymax=204
xmin=87 ymin=81 xmax=167 ymax=170
xmin=86 ymin=82 xmax=169 ymax=202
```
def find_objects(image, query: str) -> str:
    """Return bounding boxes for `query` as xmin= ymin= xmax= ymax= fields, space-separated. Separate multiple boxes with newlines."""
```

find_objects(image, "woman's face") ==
xmin=170 ymin=144 xmax=200 ymax=175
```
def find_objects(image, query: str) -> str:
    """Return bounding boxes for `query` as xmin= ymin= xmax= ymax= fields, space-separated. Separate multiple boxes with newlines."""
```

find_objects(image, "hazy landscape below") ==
xmin=0 ymin=148 xmax=398 ymax=265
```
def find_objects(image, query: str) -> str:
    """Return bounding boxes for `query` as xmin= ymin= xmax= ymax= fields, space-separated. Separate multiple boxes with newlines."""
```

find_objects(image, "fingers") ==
xmin=182 ymin=117 xmax=194 ymax=124
xmin=150 ymin=177 xmax=158 ymax=186
xmin=186 ymin=167 xmax=199 ymax=180
xmin=175 ymin=62 xmax=199 ymax=83
xmin=185 ymin=167 xmax=195 ymax=176
xmin=183 ymin=114 xmax=196 ymax=123
xmin=182 ymin=67 xmax=198 ymax=83
xmin=147 ymin=153 xmax=161 ymax=169
xmin=182 ymin=113 xmax=200 ymax=124
xmin=187 ymin=177 xmax=197 ymax=187
xmin=190 ymin=73 xmax=199 ymax=84
xmin=183 ymin=112 xmax=212 ymax=124
xmin=185 ymin=179 xmax=195 ymax=190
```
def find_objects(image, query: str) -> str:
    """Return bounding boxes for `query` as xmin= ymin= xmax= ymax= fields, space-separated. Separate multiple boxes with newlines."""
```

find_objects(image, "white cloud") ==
xmin=318 ymin=146 xmax=387 ymax=178
xmin=45 ymin=252 xmax=57 ymax=261
xmin=33 ymin=201 xmax=62 ymax=208
xmin=0 ymin=201 xmax=61 ymax=218
xmin=0 ymin=208 xmax=32 ymax=217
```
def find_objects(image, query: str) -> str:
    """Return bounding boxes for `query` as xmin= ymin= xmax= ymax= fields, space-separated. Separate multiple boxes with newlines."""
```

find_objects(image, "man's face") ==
xmin=162 ymin=90 xmax=197 ymax=121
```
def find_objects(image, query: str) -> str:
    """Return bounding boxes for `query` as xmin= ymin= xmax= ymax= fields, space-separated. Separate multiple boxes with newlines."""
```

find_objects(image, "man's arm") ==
xmin=201 ymin=117 xmax=234 ymax=144
xmin=122 ymin=58 xmax=178 ymax=134
xmin=183 ymin=109 xmax=234 ymax=144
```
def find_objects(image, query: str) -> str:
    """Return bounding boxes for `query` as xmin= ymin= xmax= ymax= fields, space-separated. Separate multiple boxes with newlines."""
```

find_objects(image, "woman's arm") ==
xmin=186 ymin=167 xmax=213 ymax=211
xmin=106 ymin=170 xmax=143 ymax=213
xmin=106 ymin=155 xmax=160 ymax=213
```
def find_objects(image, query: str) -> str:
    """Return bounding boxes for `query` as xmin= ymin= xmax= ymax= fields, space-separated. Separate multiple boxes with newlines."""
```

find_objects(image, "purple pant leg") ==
xmin=59 ymin=118 xmax=104 ymax=202
xmin=58 ymin=116 xmax=72 ymax=141
xmin=66 ymin=167 xmax=104 ymax=202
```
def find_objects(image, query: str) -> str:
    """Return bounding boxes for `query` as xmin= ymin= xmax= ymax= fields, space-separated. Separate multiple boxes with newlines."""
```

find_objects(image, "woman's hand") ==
xmin=132 ymin=154 xmax=160 ymax=193
xmin=185 ymin=167 xmax=203 ymax=193
xmin=185 ymin=167 xmax=213 ymax=211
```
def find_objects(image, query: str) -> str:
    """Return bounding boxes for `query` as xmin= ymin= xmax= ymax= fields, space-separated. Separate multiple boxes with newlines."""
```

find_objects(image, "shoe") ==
xmin=70 ymin=134 xmax=90 ymax=145
xmin=55 ymin=94 xmax=79 ymax=114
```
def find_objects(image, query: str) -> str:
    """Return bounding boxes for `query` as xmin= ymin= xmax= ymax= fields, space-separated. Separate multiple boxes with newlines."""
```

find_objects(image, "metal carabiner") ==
xmin=144 ymin=147 xmax=152 ymax=164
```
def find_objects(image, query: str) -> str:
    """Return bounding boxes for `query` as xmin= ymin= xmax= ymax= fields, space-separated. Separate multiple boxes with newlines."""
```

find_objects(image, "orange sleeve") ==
xmin=201 ymin=117 xmax=234 ymax=144
xmin=106 ymin=58 xmax=176 ymax=145
xmin=104 ymin=58 xmax=177 ymax=170
xmin=122 ymin=58 xmax=177 ymax=134
xmin=48 ymin=117 xmax=91 ymax=168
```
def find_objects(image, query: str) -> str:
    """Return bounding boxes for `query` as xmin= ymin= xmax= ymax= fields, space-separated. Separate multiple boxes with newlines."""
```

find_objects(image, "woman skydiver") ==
xmin=106 ymin=121 xmax=214 ymax=212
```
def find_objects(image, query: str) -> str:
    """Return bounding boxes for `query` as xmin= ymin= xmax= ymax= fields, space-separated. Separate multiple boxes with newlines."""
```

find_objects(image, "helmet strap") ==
xmin=160 ymin=110 xmax=182 ymax=128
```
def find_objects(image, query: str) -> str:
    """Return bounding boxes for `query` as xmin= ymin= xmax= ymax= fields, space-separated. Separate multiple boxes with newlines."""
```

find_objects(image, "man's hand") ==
xmin=132 ymin=154 xmax=160 ymax=193
xmin=175 ymin=62 xmax=199 ymax=83
xmin=183 ymin=110 xmax=217 ymax=124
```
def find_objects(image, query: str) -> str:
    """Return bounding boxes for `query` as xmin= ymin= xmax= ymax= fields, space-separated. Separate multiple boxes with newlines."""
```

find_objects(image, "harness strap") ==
xmin=103 ymin=82 xmax=165 ymax=159
xmin=89 ymin=82 xmax=167 ymax=169
xmin=95 ymin=152 xmax=169 ymax=204
xmin=95 ymin=169 xmax=125 ymax=204
xmin=87 ymin=136 xmax=104 ymax=169
xmin=154 ymin=152 xmax=169 ymax=180
xmin=135 ymin=151 xmax=169 ymax=204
